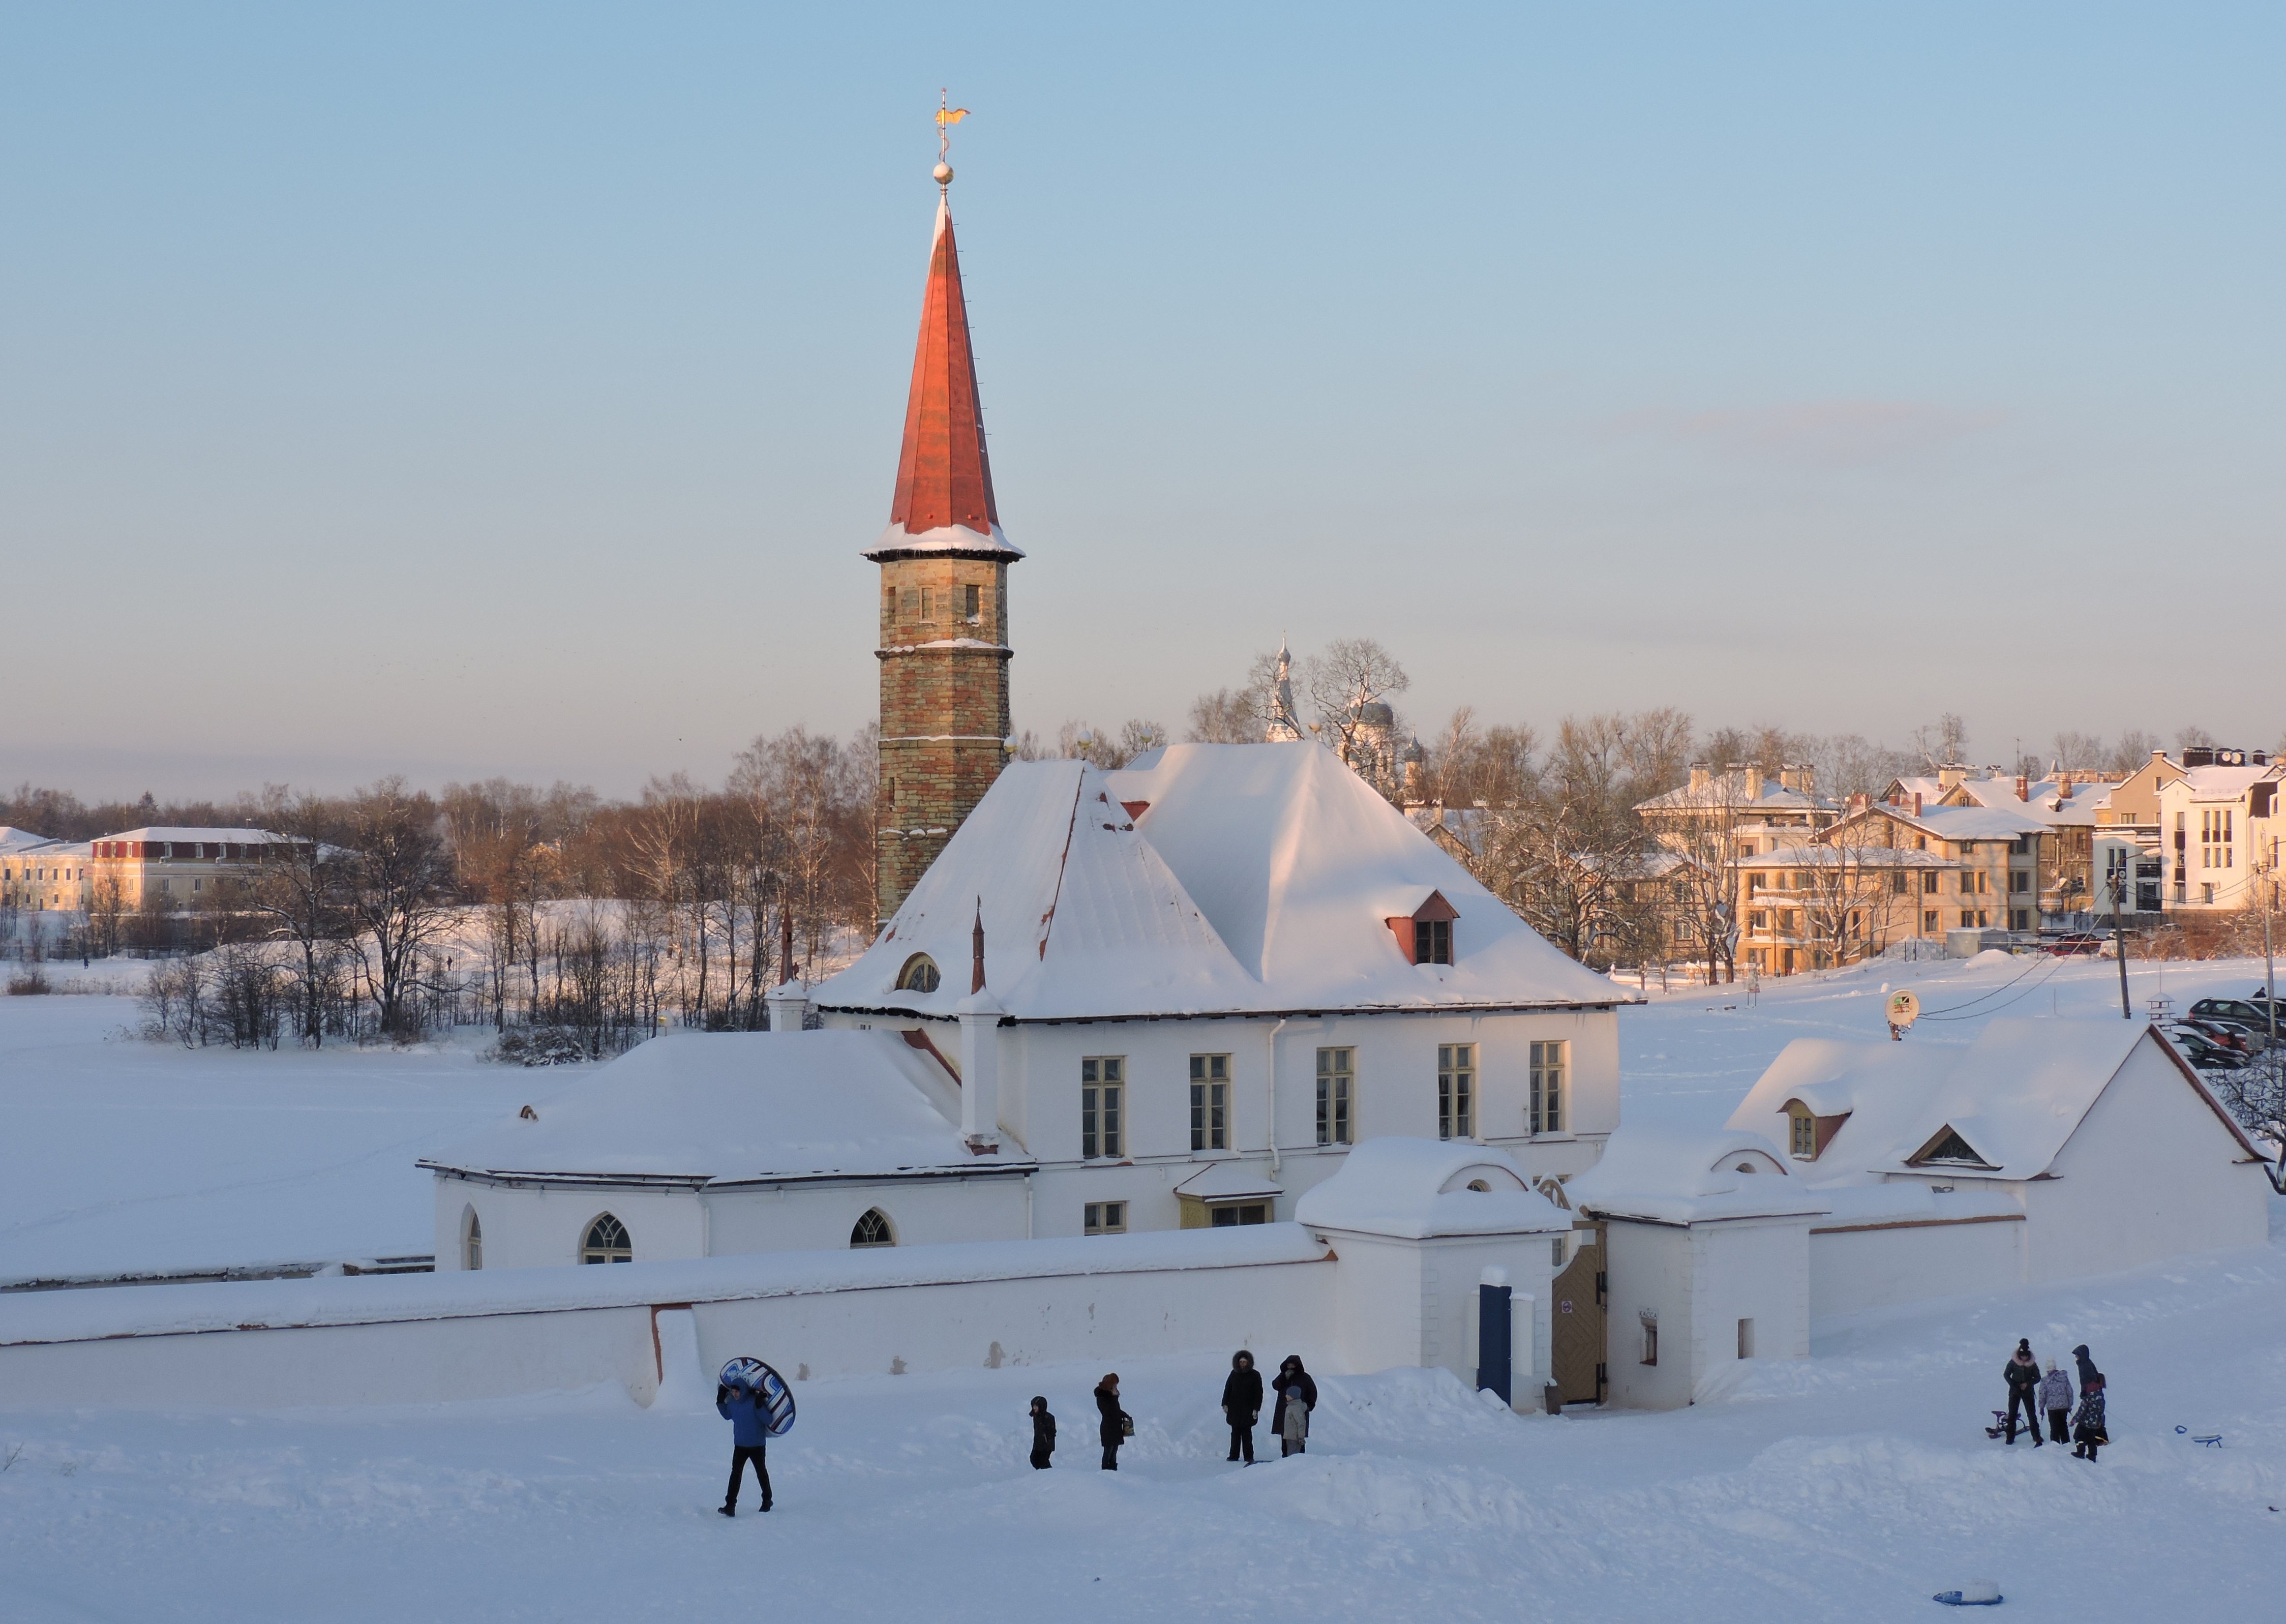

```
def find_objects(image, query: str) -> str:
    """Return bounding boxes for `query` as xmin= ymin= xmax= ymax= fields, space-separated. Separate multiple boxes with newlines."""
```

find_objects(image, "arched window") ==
xmin=850 ymin=1208 xmax=895 ymax=1248
xmin=581 ymin=1213 xmax=632 ymax=1264
xmin=896 ymin=954 xmax=941 ymax=993
xmin=462 ymin=1207 xmax=483 ymax=1271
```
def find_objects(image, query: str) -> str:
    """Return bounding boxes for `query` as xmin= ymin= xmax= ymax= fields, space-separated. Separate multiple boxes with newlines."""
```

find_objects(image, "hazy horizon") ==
xmin=8 ymin=4 xmax=2280 ymax=802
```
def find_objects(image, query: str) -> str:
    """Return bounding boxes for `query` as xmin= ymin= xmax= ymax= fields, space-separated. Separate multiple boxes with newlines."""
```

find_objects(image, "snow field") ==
xmin=6 ymin=1229 xmax=2284 ymax=1622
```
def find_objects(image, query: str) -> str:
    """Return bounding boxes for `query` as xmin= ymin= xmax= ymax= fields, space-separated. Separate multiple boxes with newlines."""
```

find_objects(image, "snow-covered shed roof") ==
xmin=1563 ymin=1127 xmax=1827 ymax=1225
xmin=817 ymin=743 xmax=1625 ymax=1022
xmin=1292 ymin=1138 xmax=1570 ymax=1239
xmin=1726 ymin=1020 xmax=2264 ymax=1185
xmin=420 ymin=1030 xmax=1015 ymax=1186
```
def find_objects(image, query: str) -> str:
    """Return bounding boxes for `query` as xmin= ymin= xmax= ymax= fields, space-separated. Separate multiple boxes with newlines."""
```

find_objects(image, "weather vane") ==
xmin=934 ymin=89 xmax=969 ymax=195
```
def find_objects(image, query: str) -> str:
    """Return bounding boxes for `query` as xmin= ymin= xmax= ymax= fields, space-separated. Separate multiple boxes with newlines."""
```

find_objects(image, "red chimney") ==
xmin=1913 ymin=792 xmax=1922 ymax=818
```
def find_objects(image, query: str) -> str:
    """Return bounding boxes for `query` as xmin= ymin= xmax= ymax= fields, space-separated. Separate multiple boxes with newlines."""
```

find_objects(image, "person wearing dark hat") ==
xmin=2072 ymin=1343 xmax=2099 ymax=1388
xmin=2002 ymin=1339 xmax=2043 ymax=1445
xmin=1028 ymin=1395 xmax=1056 ymax=1469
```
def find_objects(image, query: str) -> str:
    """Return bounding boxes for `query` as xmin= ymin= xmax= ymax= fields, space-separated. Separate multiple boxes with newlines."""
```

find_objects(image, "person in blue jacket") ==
xmin=716 ymin=1376 xmax=773 ymax=1516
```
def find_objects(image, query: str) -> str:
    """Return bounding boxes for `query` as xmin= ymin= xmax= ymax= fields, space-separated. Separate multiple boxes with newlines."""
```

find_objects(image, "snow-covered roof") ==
xmin=1173 ymin=1162 xmax=1285 ymax=1201
xmin=1636 ymin=772 xmax=1837 ymax=816
xmin=2171 ymin=764 xmax=2283 ymax=803
xmin=1737 ymin=846 xmax=1950 ymax=870
xmin=100 ymin=827 xmax=287 ymax=844
xmin=1563 ymin=1127 xmax=1827 ymax=1225
xmin=0 ymin=827 xmax=61 ymax=855
xmin=817 ymin=743 xmax=1625 ymax=1021
xmin=1292 ymin=1138 xmax=1570 ymax=1239
xmin=1725 ymin=1020 xmax=2264 ymax=1184
xmin=420 ymin=1030 xmax=1014 ymax=1185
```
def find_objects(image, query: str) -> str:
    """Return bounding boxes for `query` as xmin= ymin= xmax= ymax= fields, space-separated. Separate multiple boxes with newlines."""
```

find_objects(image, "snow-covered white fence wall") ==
xmin=0 ymin=1227 xmax=1339 ymax=1410
xmin=1808 ymin=1216 xmax=2024 ymax=1320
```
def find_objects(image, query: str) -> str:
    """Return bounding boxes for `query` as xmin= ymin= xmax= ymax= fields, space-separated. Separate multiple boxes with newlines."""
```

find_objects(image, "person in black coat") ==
xmin=2001 ymin=1339 xmax=2043 ymax=1445
xmin=1095 ymin=1373 xmax=1130 ymax=1471
xmin=2072 ymin=1343 xmax=2099 ymax=1389
xmin=1029 ymin=1395 xmax=1055 ymax=1469
xmin=1222 ymin=1350 xmax=1264 ymax=1464
xmin=1269 ymin=1355 xmax=1317 ymax=1456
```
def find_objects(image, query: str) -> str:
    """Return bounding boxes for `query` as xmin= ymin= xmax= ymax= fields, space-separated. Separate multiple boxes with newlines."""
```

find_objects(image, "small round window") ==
xmin=897 ymin=954 xmax=941 ymax=993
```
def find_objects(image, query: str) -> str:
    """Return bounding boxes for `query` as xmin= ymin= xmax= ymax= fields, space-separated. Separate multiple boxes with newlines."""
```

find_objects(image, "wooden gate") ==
xmin=1549 ymin=1221 xmax=1606 ymax=1405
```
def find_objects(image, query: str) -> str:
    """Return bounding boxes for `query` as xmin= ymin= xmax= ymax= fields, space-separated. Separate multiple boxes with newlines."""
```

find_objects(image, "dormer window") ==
xmin=1782 ymin=1099 xmax=1851 ymax=1160
xmin=1387 ymin=890 xmax=1459 ymax=965
xmin=896 ymin=953 xmax=941 ymax=993
xmin=1907 ymin=1125 xmax=1995 ymax=1169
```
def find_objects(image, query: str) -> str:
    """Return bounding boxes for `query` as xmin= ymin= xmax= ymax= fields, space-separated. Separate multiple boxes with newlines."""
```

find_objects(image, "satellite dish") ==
xmin=1887 ymin=989 xmax=1921 ymax=1029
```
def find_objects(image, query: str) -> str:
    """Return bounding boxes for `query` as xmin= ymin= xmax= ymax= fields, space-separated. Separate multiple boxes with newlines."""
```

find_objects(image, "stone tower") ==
xmin=868 ymin=178 xmax=1021 ymax=928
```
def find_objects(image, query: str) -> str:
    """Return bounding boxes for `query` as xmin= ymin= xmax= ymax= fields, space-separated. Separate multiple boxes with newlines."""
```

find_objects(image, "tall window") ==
xmin=964 ymin=582 xmax=982 ymax=622
xmin=1640 ymin=1313 xmax=1659 ymax=1366
xmin=1084 ymin=1201 xmax=1126 ymax=1235
xmin=1437 ymin=1044 xmax=1475 ymax=1140
xmin=1081 ymin=1057 xmax=1124 ymax=1159
xmin=1789 ymin=1111 xmax=1815 ymax=1158
xmin=1414 ymin=918 xmax=1452 ymax=964
xmin=1315 ymin=1047 xmax=1353 ymax=1145
xmin=581 ymin=1213 xmax=631 ymax=1265
xmin=462 ymin=1208 xmax=483 ymax=1271
xmin=1189 ymin=1054 xmax=1229 ymax=1151
xmin=1530 ymin=1040 xmax=1567 ymax=1135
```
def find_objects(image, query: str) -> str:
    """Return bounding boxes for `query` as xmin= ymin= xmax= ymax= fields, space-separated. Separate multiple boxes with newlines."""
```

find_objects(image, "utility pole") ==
xmin=2112 ymin=855 xmax=2131 ymax=1020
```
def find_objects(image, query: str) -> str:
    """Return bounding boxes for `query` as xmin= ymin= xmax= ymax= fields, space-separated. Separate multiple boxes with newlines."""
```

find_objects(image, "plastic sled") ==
xmin=718 ymin=1357 xmax=798 ymax=1437
xmin=1934 ymin=1580 xmax=2003 ymax=1606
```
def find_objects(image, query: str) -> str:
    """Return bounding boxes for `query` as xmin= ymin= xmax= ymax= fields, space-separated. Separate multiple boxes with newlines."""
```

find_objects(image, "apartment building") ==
xmin=84 ymin=827 xmax=304 ymax=911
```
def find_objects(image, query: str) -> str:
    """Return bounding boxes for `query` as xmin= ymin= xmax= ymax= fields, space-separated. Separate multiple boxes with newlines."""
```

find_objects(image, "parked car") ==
xmin=2191 ymin=997 xmax=2278 ymax=1032
xmin=2163 ymin=1025 xmax=2249 ymax=1070
xmin=2179 ymin=1015 xmax=2257 ymax=1055
xmin=2042 ymin=934 xmax=2106 ymax=957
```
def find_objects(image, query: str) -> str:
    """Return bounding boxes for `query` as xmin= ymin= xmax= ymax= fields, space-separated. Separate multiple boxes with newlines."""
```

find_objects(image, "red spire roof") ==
xmin=873 ymin=199 xmax=1017 ymax=557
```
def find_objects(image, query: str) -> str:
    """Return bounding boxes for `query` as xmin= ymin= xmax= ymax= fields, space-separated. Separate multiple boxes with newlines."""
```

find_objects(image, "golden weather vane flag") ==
xmin=934 ymin=91 xmax=971 ymax=189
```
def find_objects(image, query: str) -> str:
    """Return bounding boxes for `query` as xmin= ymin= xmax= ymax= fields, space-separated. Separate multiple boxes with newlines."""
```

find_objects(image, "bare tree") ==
xmin=2107 ymin=730 xmax=2159 ymax=773
xmin=339 ymin=779 xmax=457 ymax=1041
xmin=1910 ymin=713 xmax=1971 ymax=767
xmin=1301 ymin=638 xmax=1409 ymax=765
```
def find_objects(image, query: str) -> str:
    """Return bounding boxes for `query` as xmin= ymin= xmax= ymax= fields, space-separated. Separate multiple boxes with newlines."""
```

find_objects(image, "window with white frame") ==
xmin=1530 ymin=1040 xmax=1567 ymax=1135
xmin=1081 ymin=1057 xmax=1124 ymax=1159
xmin=1084 ymin=1201 xmax=1126 ymax=1236
xmin=462 ymin=1208 xmax=483 ymax=1271
xmin=1190 ymin=1054 xmax=1229 ymax=1152
xmin=1640 ymin=1312 xmax=1659 ymax=1366
xmin=1437 ymin=1044 xmax=1475 ymax=1140
xmin=581 ymin=1213 xmax=631 ymax=1265
xmin=1789 ymin=1110 xmax=1815 ymax=1158
xmin=1315 ymin=1047 xmax=1353 ymax=1145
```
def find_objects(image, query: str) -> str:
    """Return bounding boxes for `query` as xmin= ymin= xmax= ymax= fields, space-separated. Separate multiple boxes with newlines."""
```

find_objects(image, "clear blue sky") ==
xmin=6 ymin=3 xmax=2279 ymax=799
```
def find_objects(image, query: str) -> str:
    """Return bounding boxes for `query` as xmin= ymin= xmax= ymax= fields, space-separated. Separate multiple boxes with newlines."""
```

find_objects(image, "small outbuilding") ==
xmin=1560 ymin=1128 xmax=1827 ymax=1409
xmin=1726 ymin=1018 xmax=2273 ymax=1317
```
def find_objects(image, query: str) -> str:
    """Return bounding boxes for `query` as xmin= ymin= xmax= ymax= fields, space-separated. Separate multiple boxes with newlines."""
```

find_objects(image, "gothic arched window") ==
xmin=462 ymin=1207 xmax=483 ymax=1271
xmin=581 ymin=1213 xmax=632 ymax=1264
xmin=896 ymin=954 xmax=941 ymax=993
xmin=850 ymin=1208 xmax=895 ymax=1248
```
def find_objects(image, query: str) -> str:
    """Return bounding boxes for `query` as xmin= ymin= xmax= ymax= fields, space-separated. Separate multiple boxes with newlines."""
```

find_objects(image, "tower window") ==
xmin=964 ymin=583 xmax=981 ymax=622
xmin=919 ymin=586 xmax=936 ymax=620
xmin=462 ymin=1208 xmax=482 ymax=1271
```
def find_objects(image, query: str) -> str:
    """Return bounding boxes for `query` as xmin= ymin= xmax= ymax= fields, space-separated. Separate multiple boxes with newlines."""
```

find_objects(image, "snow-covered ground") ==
xmin=0 ymin=991 xmax=587 ymax=1284
xmin=4 ymin=951 xmax=2282 ymax=1619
